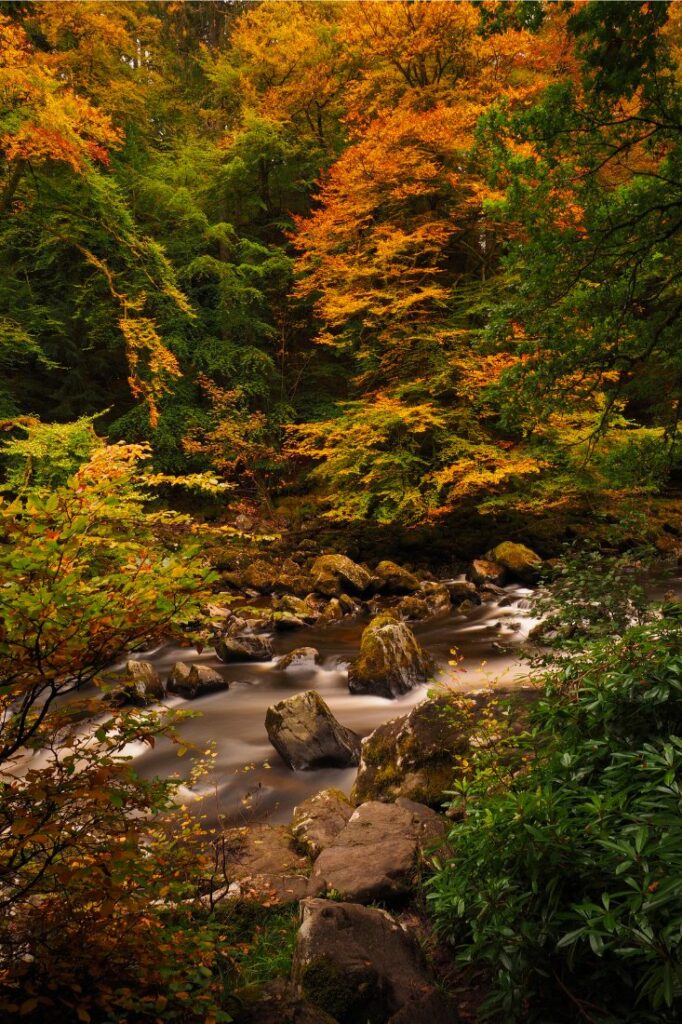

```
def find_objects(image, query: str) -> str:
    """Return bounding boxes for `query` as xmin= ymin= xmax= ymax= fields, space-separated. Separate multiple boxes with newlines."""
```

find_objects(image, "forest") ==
xmin=1 ymin=1 xmax=682 ymax=1022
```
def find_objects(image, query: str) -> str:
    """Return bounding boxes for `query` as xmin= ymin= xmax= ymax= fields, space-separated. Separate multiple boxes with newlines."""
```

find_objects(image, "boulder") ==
xmin=348 ymin=614 xmax=432 ymax=699
xmin=276 ymin=647 xmax=321 ymax=671
xmin=273 ymin=611 xmax=308 ymax=630
xmin=311 ymin=555 xmax=372 ymax=597
xmin=214 ymin=634 xmax=273 ymax=663
xmin=168 ymin=661 xmax=228 ymax=699
xmin=293 ymin=899 xmax=455 ymax=1024
xmin=241 ymin=559 xmax=279 ymax=593
xmin=318 ymin=598 xmax=344 ymax=623
xmin=395 ymin=595 xmax=430 ymax=621
xmin=487 ymin=542 xmax=542 ymax=584
xmin=447 ymin=579 xmax=481 ymax=606
xmin=292 ymin=788 xmax=353 ymax=858
xmin=469 ymin=558 xmax=505 ymax=587
xmin=113 ymin=659 xmax=164 ymax=705
xmin=373 ymin=560 xmax=421 ymax=595
xmin=352 ymin=696 xmax=474 ymax=806
xmin=275 ymin=595 xmax=318 ymax=622
xmin=220 ymin=824 xmax=310 ymax=905
xmin=419 ymin=582 xmax=451 ymax=615
xmin=265 ymin=690 xmax=361 ymax=770
xmin=309 ymin=800 xmax=442 ymax=903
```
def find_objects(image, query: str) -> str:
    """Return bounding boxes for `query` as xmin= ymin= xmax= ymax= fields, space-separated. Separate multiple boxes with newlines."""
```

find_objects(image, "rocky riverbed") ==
xmin=109 ymin=543 xmax=543 ymax=825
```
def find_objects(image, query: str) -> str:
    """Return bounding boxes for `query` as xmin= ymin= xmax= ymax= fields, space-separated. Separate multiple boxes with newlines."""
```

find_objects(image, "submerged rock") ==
xmin=276 ymin=647 xmax=321 ymax=671
xmin=265 ymin=690 xmax=361 ymax=770
xmin=311 ymin=554 xmax=372 ymax=597
xmin=373 ymin=560 xmax=421 ymax=595
xmin=309 ymin=800 xmax=443 ymax=903
xmin=168 ymin=661 xmax=228 ymax=699
xmin=292 ymin=788 xmax=353 ymax=858
xmin=293 ymin=899 xmax=456 ymax=1024
xmin=348 ymin=614 xmax=432 ymax=699
xmin=214 ymin=634 xmax=273 ymax=663
xmin=487 ymin=542 xmax=542 ymax=584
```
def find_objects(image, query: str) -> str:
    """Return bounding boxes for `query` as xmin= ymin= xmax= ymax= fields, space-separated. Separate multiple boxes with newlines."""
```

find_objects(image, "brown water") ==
xmin=117 ymin=580 xmax=538 ymax=826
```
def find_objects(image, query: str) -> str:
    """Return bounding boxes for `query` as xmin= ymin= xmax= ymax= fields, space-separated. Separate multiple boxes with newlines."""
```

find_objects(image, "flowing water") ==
xmin=118 ymin=581 xmax=539 ymax=826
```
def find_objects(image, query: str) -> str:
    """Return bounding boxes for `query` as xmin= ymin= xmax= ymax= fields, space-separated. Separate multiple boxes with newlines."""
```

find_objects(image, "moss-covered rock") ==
xmin=311 ymin=555 xmax=372 ymax=597
xmin=373 ymin=560 xmax=421 ymax=595
xmin=348 ymin=614 xmax=432 ymax=699
xmin=487 ymin=542 xmax=542 ymax=584
xmin=352 ymin=696 xmax=476 ymax=806
xmin=241 ymin=559 xmax=280 ymax=593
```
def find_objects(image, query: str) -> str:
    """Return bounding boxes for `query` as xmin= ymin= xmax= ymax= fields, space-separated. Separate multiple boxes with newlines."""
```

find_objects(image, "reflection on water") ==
xmin=124 ymin=582 xmax=539 ymax=826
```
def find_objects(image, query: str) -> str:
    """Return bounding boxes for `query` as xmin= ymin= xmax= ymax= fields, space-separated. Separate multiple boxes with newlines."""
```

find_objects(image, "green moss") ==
xmin=300 ymin=957 xmax=382 ymax=1023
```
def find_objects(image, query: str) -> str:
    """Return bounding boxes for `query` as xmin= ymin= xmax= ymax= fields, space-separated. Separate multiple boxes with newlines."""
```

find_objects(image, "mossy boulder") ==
xmin=265 ymin=690 xmax=361 ymax=770
xmin=241 ymin=559 xmax=279 ymax=593
xmin=311 ymin=555 xmax=372 ymax=597
xmin=395 ymin=595 xmax=430 ymax=621
xmin=352 ymin=696 xmax=476 ymax=806
xmin=487 ymin=542 xmax=542 ymax=584
xmin=373 ymin=560 xmax=420 ymax=595
xmin=293 ymin=900 xmax=454 ymax=1024
xmin=348 ymin=614 xmax=432 ymax=699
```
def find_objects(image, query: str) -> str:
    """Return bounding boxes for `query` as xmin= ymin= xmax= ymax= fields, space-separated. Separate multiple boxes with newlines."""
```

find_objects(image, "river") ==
xmin=118 ymin=579 xmax=539 ymax=826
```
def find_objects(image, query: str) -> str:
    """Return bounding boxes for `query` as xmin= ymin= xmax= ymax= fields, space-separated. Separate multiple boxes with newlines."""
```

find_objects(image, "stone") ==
xmin=265 ymin=690 xmax=361 ymax=770
xmin=318 ymin=598 xmax=344 ymax=623
xmin=167 ymin=661 xmax=228 ymax=699
xmin=214 ymin=634 xmax=273 ymax=663
xmin=293 ymin=899 xmax=452 ymax=1024
xmin=395 ymin=595 xmax=430 ymax=621
xmin=419 ymin=582 xmax=451 ymax=615
xmin=275 ymin=594 xmax=317 ymax=622
xmin=447 ymin=579 xmax=481 ymax=605
xmin=348 ymin=614 xmax=432 ymax=699
xmin=487 ymin=542 xmax=542 ymax=584
xmin=311 ymin=554 xmax=372 ymax=597
xmin=232 ymin=979 xmax=338 ymax=1024
xmin=292 ymin=788 xmax=353 ymax=857
xmin=220 ymin=824 xmax=310 ymax=905
xmin=352 ymin=696 xmax=473 ymax=806
xmin=373 ymin=560 xmax=421 ymax=595
xmin=276 ymin=647 xmax=321 ymax=671
xmin=469 ymin=558 xmax=506 ymax=587
xmin=308 ymin=800 xmax=439 ymax=903
xmin=273 ymin=611 xmax=308 ymax=630
xmin=241 ymin=559 xmax=279 ymax=593
xmin=113 ymin=659 xmax=164 ymax=705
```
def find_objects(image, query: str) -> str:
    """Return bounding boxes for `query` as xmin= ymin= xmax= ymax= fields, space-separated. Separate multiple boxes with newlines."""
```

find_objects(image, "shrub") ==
xmin=428 ymin=601 xmax=682 ymax=1021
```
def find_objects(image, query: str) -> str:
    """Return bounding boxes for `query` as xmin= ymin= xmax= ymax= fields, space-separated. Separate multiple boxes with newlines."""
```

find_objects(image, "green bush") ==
xmin=428 ymin=611 xmax=682 ymax=1022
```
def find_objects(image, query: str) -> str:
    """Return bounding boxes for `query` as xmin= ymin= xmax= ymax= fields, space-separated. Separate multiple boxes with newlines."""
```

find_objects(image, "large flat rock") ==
xmin=309 ymin=800 xmax=444 ymax=903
